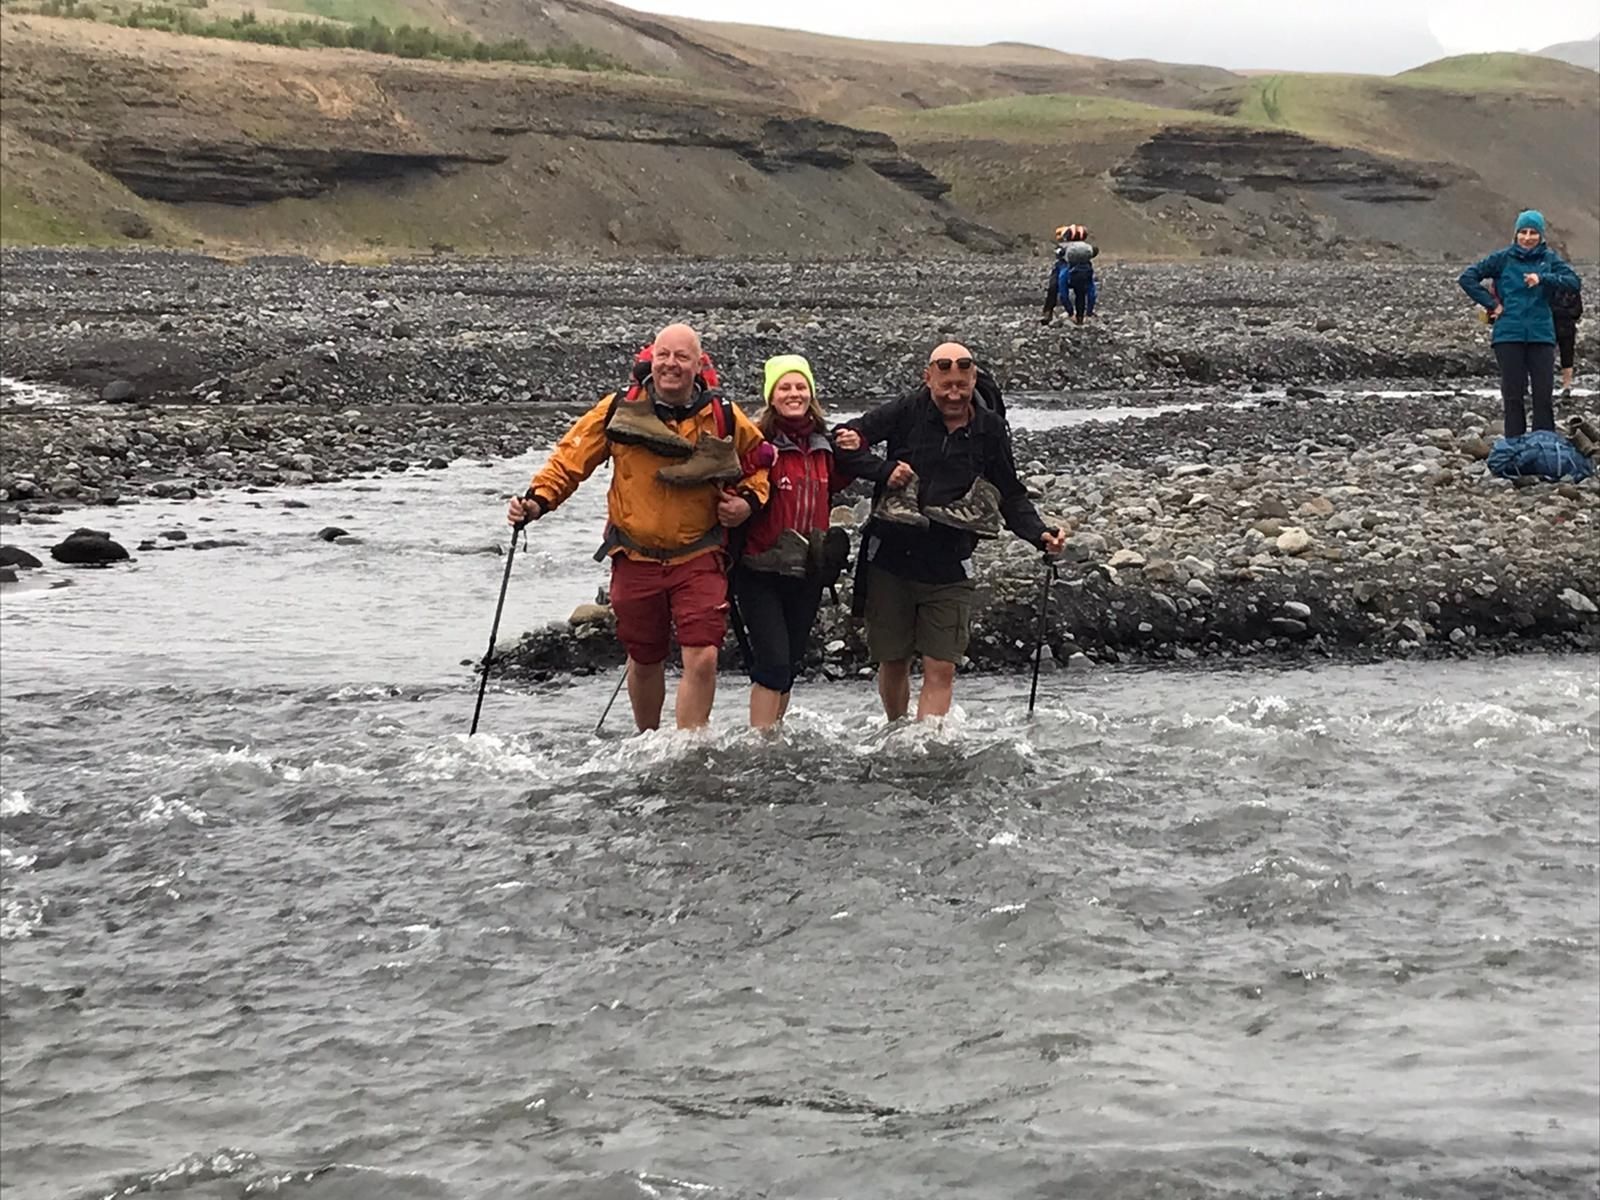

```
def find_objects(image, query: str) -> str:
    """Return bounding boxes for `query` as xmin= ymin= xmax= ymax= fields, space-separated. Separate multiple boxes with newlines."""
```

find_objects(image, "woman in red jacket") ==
xmin=734 ymin=355 xmax=857 ymax=729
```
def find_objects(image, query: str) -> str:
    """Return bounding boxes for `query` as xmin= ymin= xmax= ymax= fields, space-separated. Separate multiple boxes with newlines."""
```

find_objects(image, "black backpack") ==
xmin=1551 ymin=287 xmax=1583 ymax=322
xmin=974 ymin=366 xmax=1007 ymax=424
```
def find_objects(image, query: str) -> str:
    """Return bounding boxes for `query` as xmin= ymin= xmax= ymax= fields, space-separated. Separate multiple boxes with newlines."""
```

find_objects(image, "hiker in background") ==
xmin=1040 ymin=239 xmax=1071 ymax=325
xmin=1061 ymin=226 xmax=1099 ymax=325
xmin=506 ymin=322 xmax=770 ymax=733
xmin=1458 ymin=210 xmax=1582 ymax=436
xmin=1040 ymin=223 xmax=1099 ymax=325
xmin=732 ymin=355 xmax=857 ymax=729
xmin=1552 ymin=282 xmax=1582 ymax=397
xmin=834 ymin=342 xmax=1066 ymax=723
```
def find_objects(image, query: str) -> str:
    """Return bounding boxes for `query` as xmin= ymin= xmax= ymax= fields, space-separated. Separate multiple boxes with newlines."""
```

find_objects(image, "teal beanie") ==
xmin=1514 ymin=209 xmax=1547 ymax=238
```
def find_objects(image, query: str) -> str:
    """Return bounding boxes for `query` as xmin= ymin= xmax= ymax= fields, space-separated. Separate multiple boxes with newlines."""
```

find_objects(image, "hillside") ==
xmin=867 ymin=55 xmax=1600 ymax=259
xmin=1 ymin=1 xmax=1596 ymax=260
xmin=0 ymin=15 xmax=1008 ymax=258
xmin=124 ymin=0 xmax=1240 ymax=118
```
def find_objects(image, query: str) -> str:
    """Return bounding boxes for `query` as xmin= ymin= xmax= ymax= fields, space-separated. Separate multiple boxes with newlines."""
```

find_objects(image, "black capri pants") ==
xmin=731 ymin=564 xmax=826 ymax=694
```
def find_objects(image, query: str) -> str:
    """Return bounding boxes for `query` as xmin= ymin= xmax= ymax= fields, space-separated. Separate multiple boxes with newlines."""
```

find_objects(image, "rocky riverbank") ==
xmin=4 ymin=249 xmax=1596 ymax=669
xmin=0 ymin=402 xmax=573 ymax=506
xmin=494 ymin=397 xmax=1600 ymax=674
xmin=5 ymin=250 xmax=1596 ymax=416
xmin=492 ymin=412 xmax=1600 ymax=678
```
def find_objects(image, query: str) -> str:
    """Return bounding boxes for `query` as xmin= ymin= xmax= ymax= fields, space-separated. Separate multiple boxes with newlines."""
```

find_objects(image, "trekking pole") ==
xmin=594 ymin=665 xmax=627 ymax=736
xmin=726 ymin=591 xmax=754 ymax=674
xmin=1026 ymin=551 xmax=1058 ymax=717
xmin=469 ymin=521 xmax=525 ymax=736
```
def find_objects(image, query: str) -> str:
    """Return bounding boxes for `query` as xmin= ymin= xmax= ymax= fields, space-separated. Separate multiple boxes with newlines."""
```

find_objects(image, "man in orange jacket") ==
xmin=506 ymin=323 xmax=770 ymax=732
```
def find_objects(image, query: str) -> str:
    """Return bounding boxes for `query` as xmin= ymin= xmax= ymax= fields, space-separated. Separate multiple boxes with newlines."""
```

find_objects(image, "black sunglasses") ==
xmin=929 ymin=356 xmax=974 ymax=371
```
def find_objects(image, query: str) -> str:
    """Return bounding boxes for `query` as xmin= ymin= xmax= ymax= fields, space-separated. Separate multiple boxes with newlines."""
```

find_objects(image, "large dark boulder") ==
xmin=49 ymin=528 xmax=130 ymax=565
xmin=0 ymin=545 xmax=42 ymax=569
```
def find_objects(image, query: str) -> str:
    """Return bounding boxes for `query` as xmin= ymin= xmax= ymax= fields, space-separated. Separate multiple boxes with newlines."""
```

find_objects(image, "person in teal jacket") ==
xmin=1458 ymin=209 xmax=1583 ymax=436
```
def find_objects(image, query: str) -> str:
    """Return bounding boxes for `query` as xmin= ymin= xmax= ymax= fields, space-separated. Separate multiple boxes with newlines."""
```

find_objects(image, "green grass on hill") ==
xmin=1398 ymin=51 xmax=1588 ymax=87
xmin=861 ymin=53 xmax=1592 ymax=152
xmin=268 ymin=0 xmax=422 ymax=32
xmin=0 ymin=187 xmax=122 ymax=245
xmin=1206 ymin=55 xmax=1594 ymax=154
xmin=1217 ymin=74 xmax=1400 ymax=145
xmin=860 ymin=92 xmax=1237 ymax=141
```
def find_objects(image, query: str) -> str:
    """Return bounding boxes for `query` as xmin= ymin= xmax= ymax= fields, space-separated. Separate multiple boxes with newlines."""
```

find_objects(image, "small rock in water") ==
xmin=0 ymin=545 xmax=41 ymax=569
xmin=568 ymin=603 xmax=612 ymax=627
xmin=49 ymin=528 xmax=129 ymax=565
xmin=315 ymin=526 xmax=349 ymax=542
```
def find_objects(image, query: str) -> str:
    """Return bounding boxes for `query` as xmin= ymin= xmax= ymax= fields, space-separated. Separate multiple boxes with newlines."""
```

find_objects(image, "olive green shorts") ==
xmin=863 ymin=565 xmax=975 ymax=664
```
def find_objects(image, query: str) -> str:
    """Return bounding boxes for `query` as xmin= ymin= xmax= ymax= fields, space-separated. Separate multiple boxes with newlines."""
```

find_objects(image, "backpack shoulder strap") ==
xmin=710 ymin=391 xmax=733 ymax=439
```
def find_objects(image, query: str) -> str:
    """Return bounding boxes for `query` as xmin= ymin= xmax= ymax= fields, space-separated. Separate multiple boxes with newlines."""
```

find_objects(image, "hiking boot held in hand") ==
xmin=1568 ymin=416 xmax=1599 ymax=457
xmin=743 ymin=528 xmax=811 ymax=578
xmin=872 ymin=472 xmax=930 ymax=528
xmin=606 ymin=399 xmax=695 ymax=458
xmin=924 ymin=476 xmax=1002 ymax=538
xmin=656 ymin=434 xmax=743 ymax=486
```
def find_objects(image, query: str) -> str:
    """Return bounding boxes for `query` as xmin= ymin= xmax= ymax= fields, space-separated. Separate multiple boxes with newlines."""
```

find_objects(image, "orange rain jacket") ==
xmin=527 ymin=389 xmax=770 ymax=566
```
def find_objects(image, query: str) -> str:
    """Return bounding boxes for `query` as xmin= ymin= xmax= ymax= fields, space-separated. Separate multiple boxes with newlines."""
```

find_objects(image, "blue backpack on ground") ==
xmin=1486 ymin=431 xmax=1594 ymax=481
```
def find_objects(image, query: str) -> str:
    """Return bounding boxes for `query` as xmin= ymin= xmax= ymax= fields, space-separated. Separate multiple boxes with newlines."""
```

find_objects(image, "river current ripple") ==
xmin=1 ymin=441 xmax=1596 ymax=1199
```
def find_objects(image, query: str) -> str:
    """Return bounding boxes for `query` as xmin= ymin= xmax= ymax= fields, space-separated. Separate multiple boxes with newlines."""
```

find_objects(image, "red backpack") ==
xmin=623 ymin=345 xmax=722 ymax=403
xmin=615 ymin=344 xmax=776 ymax=482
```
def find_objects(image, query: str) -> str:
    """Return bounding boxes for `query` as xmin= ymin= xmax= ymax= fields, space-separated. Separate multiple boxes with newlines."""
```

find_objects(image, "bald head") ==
xmin=650 ymin=322 xmax=702 ymax=405
xmin=924 ymin=340 xmax=977 ymax=422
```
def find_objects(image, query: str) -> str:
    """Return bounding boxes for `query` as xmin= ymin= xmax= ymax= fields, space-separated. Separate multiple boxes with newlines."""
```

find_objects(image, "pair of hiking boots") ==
xmin=743 ymin=526 xmax=851 ymax=580
xmin=606 ymin=399 xmax=742 ymax=486
xmin=1567 ymin=415 xmax=1600 ymax=458
xmin=873 ymin=470 xmax=1002 ymax=538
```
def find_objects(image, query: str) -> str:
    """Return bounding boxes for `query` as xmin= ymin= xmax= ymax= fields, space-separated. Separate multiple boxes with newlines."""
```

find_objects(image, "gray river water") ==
xmin=1 ymin=438 xmax=1597 ymax=1199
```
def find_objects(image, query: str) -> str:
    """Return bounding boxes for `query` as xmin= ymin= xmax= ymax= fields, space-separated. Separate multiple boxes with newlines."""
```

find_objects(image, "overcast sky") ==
xmin=636 ymin=0 xmax=1600 ymax=74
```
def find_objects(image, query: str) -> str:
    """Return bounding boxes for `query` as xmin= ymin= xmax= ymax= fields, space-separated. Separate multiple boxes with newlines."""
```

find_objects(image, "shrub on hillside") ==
xmin=23 ymin=0 xmax=628 ymax=71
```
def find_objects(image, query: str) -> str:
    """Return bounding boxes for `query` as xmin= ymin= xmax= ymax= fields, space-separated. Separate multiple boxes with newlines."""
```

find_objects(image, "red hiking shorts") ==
xmin=608 ymin=551 xmax=729 ymax=665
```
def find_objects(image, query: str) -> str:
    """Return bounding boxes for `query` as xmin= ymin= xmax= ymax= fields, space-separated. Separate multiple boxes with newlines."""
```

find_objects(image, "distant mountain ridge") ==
xmin=1535 ymin=34 xmax=1600 ymax=72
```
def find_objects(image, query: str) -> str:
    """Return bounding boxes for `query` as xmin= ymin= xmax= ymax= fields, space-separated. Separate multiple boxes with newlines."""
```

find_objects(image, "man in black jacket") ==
xmin=1551 ymin=284 xmax=1582 ymax=397
xmin=835 ymin=342 xmax=1066 ymax=721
